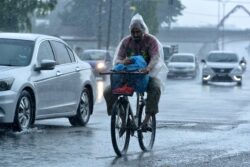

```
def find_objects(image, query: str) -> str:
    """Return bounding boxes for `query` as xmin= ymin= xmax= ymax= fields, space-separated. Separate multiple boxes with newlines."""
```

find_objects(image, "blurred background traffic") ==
xmin=1 ymin=0 xmax=249 ymax=84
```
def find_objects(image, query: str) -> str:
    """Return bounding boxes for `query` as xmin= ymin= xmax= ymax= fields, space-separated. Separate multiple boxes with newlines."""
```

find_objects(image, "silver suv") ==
xmin=201 ymin=51 xmax=243 ymax=86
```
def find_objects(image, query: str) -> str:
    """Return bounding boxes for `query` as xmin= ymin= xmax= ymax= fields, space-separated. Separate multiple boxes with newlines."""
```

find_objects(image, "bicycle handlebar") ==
xmin=99 ymin=70 xmax=148 ymax=75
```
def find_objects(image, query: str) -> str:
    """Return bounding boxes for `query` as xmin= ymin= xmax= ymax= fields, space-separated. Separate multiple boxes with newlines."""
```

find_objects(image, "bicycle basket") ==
xmin=110 ymin=72 xmax=149 ymax=96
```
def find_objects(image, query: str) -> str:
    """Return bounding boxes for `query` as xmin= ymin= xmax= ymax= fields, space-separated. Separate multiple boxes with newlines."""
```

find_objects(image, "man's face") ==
xmin=131 ymin=27 xmax=143 ymax=42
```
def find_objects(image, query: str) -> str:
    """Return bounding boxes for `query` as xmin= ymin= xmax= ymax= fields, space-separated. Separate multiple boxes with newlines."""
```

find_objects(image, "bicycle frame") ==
xmin=116 ymin=92 xmax=145 ymax=133
xmin=101 ymin=70 xmax=155 ymax=156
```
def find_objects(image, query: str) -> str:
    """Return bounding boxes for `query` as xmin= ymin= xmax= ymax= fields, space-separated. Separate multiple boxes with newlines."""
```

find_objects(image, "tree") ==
xmin=157 ymin=0 xmax=185 ymax=29
xmin=130 ymin=0 xmax=159 ymax=34
xmin=59 ymin=0 xmax=99 ymax=37
xmin=59 ymin=0 xmax=131 ymax=48
xmin=0 ymin=0 xmax=57 ymax=32
xmin=129 ymin=0 xmax=184 ymax=34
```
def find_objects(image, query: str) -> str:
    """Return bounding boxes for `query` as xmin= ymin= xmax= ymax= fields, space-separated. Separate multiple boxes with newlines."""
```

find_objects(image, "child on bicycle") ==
xmin=103 ymin=13 xmax=168 ymax=129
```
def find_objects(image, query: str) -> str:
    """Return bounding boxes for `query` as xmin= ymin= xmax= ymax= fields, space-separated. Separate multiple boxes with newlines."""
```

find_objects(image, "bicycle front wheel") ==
xmin=137 ymin=104 xmax=156 ymax=151
xmin=111 ymin=101 xmax=130 ymax=156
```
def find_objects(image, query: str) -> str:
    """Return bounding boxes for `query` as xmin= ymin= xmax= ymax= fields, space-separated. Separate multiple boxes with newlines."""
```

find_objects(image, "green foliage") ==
xmin=129 ymin=0 xmax=184 ymax=34
xmin=130 ymin=0 xmax=159 ymax=34
xmin=59 ymin=0 xmax=99 ymax=37
xmin=0 ymin=0 xmax=57 ymax=32
xmin=157 ymin=0 xmax=185 ymax=28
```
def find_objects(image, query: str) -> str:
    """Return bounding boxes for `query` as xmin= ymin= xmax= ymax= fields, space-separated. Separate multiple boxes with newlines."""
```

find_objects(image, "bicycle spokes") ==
xmin=111 ymin=102 xmax=130 ymax=156
xmin=138 ymin=106 xmax=156 ymax=151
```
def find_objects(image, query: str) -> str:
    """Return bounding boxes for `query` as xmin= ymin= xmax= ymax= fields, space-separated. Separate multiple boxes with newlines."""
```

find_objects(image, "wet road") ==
xmin=1 ymin=53 xmax=250 ymax=166
xmin=1 ymin=69 xmax=250 ymax=167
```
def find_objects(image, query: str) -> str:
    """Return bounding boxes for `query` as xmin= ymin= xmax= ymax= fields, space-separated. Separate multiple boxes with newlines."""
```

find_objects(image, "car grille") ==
xmin=211 ymin=75 xmax=233 ymax=82
xmin=212 ymin=68 xmax=233 ymax=74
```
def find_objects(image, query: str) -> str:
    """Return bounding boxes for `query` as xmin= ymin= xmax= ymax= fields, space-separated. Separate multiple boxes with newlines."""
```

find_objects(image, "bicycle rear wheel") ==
xmin=137 ymin=104 xmax=156 ymax=151
xmin=111 ymin=100 xmax=130 ymax=156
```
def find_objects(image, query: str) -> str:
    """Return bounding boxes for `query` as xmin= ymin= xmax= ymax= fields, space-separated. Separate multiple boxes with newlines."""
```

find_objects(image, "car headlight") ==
xmin=0 ymin=78 xmax=14 ymax=91
xmin=96 ymin=62 xmax=105 ymax=69
xmin=241 ymin=62 xmax=246 ymax=67
xmin=231 ymin=67 xmax=242 ymax=75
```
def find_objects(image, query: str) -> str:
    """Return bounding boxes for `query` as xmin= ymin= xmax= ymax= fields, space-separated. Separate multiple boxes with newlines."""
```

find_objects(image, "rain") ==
xmin=1 ymin=0 xmax=250 ymax=166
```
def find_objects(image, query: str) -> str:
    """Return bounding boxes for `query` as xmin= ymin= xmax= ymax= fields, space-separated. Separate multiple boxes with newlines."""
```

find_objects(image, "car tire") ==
xmin=13 ymin=90 xmax=34 ymax=132
xmin=237 ymin=81 xmax=242 ymax=86
xmin=69 ymin=88 xmax=92 ymax=126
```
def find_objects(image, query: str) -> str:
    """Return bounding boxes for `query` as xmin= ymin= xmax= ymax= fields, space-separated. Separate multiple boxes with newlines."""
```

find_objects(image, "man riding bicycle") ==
xmin=104 ymin=13 xmax=168 ymax=129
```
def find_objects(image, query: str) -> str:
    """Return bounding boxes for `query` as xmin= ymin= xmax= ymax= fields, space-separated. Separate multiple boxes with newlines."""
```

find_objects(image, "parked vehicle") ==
xmin=0 ymin=33 xmax=97 ymax=131
xmin=201 ymin=50 xmax=243 ymax=86
xmin=167 ymin=53 xmax=198 ymax=78
xmin=78 ymin=49 xmax=113 ymax=80
xmin=163 ymin=44 xmax=178 ymax=64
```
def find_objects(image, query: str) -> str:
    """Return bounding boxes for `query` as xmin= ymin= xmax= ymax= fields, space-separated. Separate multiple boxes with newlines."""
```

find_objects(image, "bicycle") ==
xmin=100 ymin=71 xmax=156 ymax=157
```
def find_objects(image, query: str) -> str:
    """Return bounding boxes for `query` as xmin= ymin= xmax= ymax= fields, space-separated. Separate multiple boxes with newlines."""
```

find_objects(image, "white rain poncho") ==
xmin=113 ymin=13 xmax=168 ymax=91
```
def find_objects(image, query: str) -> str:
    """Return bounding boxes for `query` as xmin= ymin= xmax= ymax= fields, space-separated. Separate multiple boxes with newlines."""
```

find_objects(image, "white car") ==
xmin=0 ymin=33 xmax=97 ymax=131
xmin=167 ymin=53 xmax=198 ymax=78
xmin=201 ymin=50 xmax=243 ymax=86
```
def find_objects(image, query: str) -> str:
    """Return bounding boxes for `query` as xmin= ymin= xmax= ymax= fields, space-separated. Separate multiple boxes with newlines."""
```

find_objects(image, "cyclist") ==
xmin=103 ymin=13 xmax=168 ymax=129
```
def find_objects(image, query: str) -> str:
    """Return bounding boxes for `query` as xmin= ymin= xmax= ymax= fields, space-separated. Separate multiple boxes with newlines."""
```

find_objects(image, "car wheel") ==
xmin=237 ymin=81 xmax=242 ymax=86
xmin=69 ymin=88 xmax=92 ymax=126
xmin=13 ymin=90 xmax=34 ymax=132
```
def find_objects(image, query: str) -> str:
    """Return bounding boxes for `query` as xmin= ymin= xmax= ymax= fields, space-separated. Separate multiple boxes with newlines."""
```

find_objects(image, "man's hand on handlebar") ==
xmin=139 ymin=67 xmax=150 ymax=74
xmin=122 ymin=58 xmax=132 ymax=65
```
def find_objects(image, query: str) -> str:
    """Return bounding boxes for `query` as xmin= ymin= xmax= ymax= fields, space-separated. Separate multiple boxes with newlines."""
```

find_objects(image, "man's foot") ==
xmin=140 ymin=123 xmax=152 ymax=132
xmin=139 ymin=114 xmax=152 ymax=132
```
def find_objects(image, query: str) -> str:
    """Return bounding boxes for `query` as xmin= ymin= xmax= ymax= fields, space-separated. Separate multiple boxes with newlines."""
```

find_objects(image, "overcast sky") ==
xmin=174 ymin=0 xmax=250 ymax=29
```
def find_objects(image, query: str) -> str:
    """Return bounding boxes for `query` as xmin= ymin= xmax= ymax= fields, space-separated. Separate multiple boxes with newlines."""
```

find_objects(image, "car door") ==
xmin=33 ymin=40 xmax=61 ymax=117
xmin=50 ymin=40 xmax=81 ymax=114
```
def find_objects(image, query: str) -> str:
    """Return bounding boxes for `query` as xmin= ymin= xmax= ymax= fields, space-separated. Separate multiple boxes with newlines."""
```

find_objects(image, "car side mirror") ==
xmin=35 ymin=59 xmax=56 ymax=71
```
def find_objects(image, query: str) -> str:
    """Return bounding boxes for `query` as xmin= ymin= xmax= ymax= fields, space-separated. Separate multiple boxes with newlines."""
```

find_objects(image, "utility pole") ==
xmin=168 ymin=0 xmax=174 ymax=29
xmin=97 ymin=0 xmax=104 ymax=49
xmin=120 ymin=0 xmax=126 ymax=40
xmin=106 ymin=0 xmax=112 ymax=51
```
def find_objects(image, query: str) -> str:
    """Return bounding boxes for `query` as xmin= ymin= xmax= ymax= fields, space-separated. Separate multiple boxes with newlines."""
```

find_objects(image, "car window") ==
xmin=66 ymin=46 xmax=76 ymax=62
xmin=37 ymin=41 xmax=55 ymax=64
xmin=50 ymin=41 xmax=72 ymax=64
xmin=207 ymin=53 xmax=238 ymax=63
xmin=79 ymin=51 xmax=105 ymax=61
xmin=0 ymin=39 xmax=34 ymax=66
xmin=170 ymin=55 xmax=194 ymax=62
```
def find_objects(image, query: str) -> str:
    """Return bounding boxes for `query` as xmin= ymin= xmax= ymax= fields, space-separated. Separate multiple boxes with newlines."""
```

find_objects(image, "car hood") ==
xmin=0 ymin=66 xmax=20 ymax=72
xmin=206 ymin=62 xmax=239 ymax=68
xmin=168 ymin=62 xmax=195 ymax=68
xmin=0 ymin=66 xmax=25 ymax=79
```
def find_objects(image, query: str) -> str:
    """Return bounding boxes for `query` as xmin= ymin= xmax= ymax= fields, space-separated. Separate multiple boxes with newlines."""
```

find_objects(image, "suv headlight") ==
xmin=231 ymin=67 xmax=242 ymax=75
xmin=0 ymin=78 xmax=14 ymax=91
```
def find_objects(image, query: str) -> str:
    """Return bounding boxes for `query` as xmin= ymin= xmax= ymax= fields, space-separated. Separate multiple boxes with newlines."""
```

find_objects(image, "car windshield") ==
xmin=170 ymin=55 xmax=194 ymax=62
xmin=0 ymin=39 xmax=34 ymax=66
xmin=207 ymin=53 xmax=238 ymax=63
xmin=79 ymin=51 xmax=106 ymax=61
